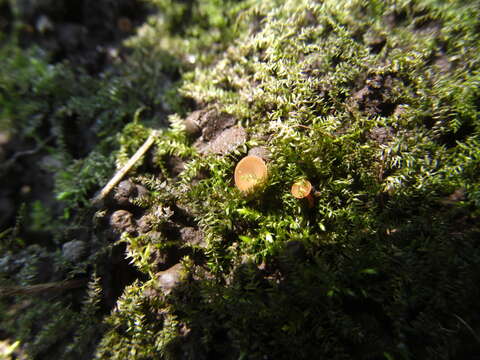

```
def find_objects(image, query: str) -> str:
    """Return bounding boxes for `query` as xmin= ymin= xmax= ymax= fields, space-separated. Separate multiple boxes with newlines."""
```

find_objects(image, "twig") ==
xmin=0 ymin=278 xmax=87 ymax=297
xmin=92 ymin=130 xmax=159 ymax=204
xmin=0 ymin=135 xmax=54 ymax=175
xmin=454 ymin=314 xmax=480 ymax=344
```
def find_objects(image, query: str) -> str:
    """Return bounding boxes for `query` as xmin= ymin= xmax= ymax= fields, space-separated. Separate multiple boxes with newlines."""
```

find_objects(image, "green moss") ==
xmin=102 ymin=0 xmax=480 ymax=358
xmin=2 ymin=0 xmax=480 ymax=358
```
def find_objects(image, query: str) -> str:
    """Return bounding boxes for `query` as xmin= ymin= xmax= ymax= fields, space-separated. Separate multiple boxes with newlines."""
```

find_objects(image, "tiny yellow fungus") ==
xmin=234 ymin=156 xmax=268 ymax=194
xmin=291 ymin=179 xmax=314 ymax=207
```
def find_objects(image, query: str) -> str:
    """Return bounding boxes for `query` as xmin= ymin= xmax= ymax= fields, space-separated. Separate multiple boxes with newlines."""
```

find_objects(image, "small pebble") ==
xmin=62 ymin=240 xmax=87 ymax=262
xmin=157 ymin=263 xmax=185 ymax=295
xmin=110 ymin=210 xmax=135 ymax=234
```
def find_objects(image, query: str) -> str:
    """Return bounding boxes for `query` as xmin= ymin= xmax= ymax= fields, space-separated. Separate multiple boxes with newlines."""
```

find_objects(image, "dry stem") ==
xmin=92 ymin=130 xmax=159 ymax=204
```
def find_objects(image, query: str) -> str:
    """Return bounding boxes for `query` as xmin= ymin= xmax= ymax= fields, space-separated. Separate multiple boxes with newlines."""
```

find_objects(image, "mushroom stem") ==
xmin=305 ymin=193 xmax=314 ymax=208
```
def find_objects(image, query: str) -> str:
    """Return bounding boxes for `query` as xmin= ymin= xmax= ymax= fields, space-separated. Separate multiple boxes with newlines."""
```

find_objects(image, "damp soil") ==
xmin=14 ymin=0 xmax=153 ymax=72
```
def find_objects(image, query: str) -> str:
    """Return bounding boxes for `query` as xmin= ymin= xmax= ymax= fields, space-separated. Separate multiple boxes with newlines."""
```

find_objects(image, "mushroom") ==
xmin=234 ymin=155 xmax=268 ymax=194
xmin=291 ymin=179 xmax=314 ymax=208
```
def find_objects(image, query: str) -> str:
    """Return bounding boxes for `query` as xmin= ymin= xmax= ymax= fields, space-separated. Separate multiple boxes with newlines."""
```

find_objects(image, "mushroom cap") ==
xmin=234 ymin=155 xmax=268 ymax=193
xmin=291 ymin=179 xmax=312 ymax=199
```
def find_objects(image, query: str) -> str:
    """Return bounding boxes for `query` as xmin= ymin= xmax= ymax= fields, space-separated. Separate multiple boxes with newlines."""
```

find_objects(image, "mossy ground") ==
xmin=1 ymin=0 xmax=480 ymax=359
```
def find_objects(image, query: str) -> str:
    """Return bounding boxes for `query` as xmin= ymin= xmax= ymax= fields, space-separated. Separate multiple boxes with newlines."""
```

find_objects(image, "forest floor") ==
xmin=1 ymin=0 xmax=480 ymax=359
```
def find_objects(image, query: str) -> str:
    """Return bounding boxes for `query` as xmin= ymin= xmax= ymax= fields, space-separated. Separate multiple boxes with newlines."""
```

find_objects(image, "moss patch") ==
xmin=1 ymin=0 xmax=480 ymax=359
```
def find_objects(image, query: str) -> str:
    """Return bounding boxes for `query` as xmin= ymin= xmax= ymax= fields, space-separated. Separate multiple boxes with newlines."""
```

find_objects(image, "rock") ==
xmin=113 ymin=180 xmax=136 ymax=206
xmin=200 ymin=109 xmax=236 ymax=141
xmin=135 ymin=184 xmax=149 ymax=199
xmin=183 ymin=111 xmax=202 ymax=137
xmin=20 ymin=185 xmax=31 ymax=196
xmin=136 ymin=214 xmax=153 ymax=234
xmin=439 ymin=188 xmax=466 ymax=205
xmin=36 ymin=14 xmax=53 ymax=33
xmin=0 ymin=131 xmax=11 ymax=145
xmin=152 ymin=247 xmax=181 ymax=271
xmin=180 ymin=227 xmax=205 ymax=248
xmin=109 ymin=210 xmax=135 ymax=234
xmin=129 ymin=231 xmax=182 ymax=270
xmin=156 ymin=263 xmax=186 ymax=295
xmin=368 ymin=127 xmax=393 ymax=145
xmin=350 ymin=74 xmax=396 ymax=116
xmin=21 ymin=245 xmax=55 ymax=283
xmin=393 ymin=105 xmax=408 ymax=117
xmin=112 ymin=181 xmax=148 ymax=207
xmin=0 ymin=256 xmax=9 ymax=270
xmin=363 ymin=30 xmax=386 ymax=54
xmin=62 ymin=240 xmax=87 ymax=262
xmin=434 ymin=53 xmax=452 ymax=73
xmin=39 ymin=155 xmax=63 ymax=171
xmin=0 ymin=131 xmax=10 ymax=162
xmin=247 ymin=146 xmax=271 ymax=161
xmin=189 ymin=108 xmax=245 ymax=155
xmin=184 ymin=108 xmax=236 ymax=141
xmin=174 ymin=202 xmax=195 ymax=220
xmin=167 ymin=155 xmax=186 ymax=177
xmin=199 ymin=126 xmax=247 ymax=155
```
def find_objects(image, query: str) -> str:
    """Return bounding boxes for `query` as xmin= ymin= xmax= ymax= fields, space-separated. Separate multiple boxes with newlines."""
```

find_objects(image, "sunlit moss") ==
xmin=1 ymin=0 xmax=480 ymax=358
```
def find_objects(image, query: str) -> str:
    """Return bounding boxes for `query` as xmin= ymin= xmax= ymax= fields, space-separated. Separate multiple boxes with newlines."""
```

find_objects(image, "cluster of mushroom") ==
xmin=234 ymin=155 xmax=314 ymax=207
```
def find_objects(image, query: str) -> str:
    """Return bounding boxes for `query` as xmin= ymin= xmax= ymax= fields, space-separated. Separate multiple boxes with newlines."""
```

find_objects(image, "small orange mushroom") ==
xmin=291 ymin=179 xmax=314 ymax=208
xmin=234 ymin=155 xmax=268 ymax=194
